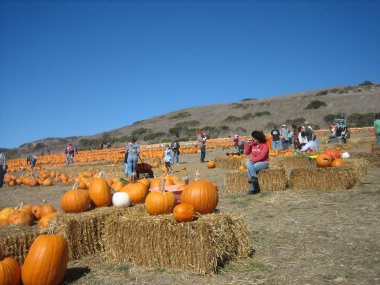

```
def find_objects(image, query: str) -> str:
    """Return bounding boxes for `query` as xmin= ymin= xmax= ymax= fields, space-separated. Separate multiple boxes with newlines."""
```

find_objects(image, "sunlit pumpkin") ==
xmin=0 ymin=255 xmax=21 ymax=285
xmin=38 ymin=212 xmax=59 ymax=229
xmin=145 ymin=179 xmax=176 ymax=215
xmin=316 ymin=154 xmax=333 ymax=167
xmin=21 ymin=234 xmax=68 ymax=285
xmin=173 ymin=203 xmax=196 ymax=222
xmin=207 ymin=161 xmax=216 ymax=169
xmin=88 ymin=178 xmax=112 ymax=207
xmin=60 ymin=187 xmax=91 ymax=213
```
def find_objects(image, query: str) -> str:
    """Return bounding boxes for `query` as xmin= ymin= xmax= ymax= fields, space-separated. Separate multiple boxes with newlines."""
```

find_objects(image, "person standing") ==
xmin=164 ymin=144 xmax=173 ymax=174
xmin=291 ymin=124 xmax=301 ymax=150
xmin=270 ymin=126 xmax=281 ymax=150
xmin=280 ymin=124 xmax=289 ymax=150
xmin=0 ymin=151 xmax=6 ymax=188
xmin=244 ymin=131 xmax=269 ymax=195
xmin=126 ymin=137 xmax=140 ymax=177
xmin=197 ymin=130 xmax=207 ymax=163
xmin=65 ymin=144 xmax=74 ymax=164
xmin=30 ymin=155 xmax=37 ymax=169
xmin=171 ymin=138 xmax=180 ymax=164
xmin=233 ymin=134 xmax=239 ymax=150
xmin=375 ymin=113 xmax=380 ymax=145
xmin=304 ymin=121 xmax=318 ymax=151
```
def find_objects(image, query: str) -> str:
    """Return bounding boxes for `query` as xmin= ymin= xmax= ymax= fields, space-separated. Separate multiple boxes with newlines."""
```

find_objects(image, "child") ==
xmin=164 ymin=144 xmax=172 ymax=174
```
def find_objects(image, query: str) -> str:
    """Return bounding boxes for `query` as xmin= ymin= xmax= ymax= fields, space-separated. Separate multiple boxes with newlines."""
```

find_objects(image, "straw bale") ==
xmin=0 ymin=226 xmax=40 ymax=264
xmin=49 ymin=205 xmax=146 ymax=260
xmin=258 ymin=168 xmax=287 ymax=192
xmin=215 ymin=157 xmax=243 ymax=170
xmin=269 ymin=156 xmax=313 ymax=169
xmin=344 ymin=158 xmax=370 ymax=180
xmin=104 ymin=213 xmax=250 ymax=274
xmin=225 ymin=171 xmax=248 ymax=193
xmin=289 ymin=166 xmax=359 ymax=191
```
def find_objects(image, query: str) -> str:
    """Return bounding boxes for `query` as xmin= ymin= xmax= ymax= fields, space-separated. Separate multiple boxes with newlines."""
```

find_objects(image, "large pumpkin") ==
xmin=0 ymin=255 xmax=21 ymax=285
xmin=60 ymin=188 xmax=91 ymax=213
xmin=21 ymin=234 xmax=68 ymax=285
xmin=316 ymin=154 xmax=333 ymax=167
xmin=88 ymin=178 xmax=112 ymax=207
xmin=181 ymin=179 xmax=218 ymax=214
xmin=173 ymin=203 xmax=196 ymax=222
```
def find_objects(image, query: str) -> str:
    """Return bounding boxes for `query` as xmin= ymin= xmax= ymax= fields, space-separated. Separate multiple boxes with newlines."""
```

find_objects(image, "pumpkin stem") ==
xmin=72 ymin=182 xmax=79 ymax=190
xmin=98 ymin=171 xmax=105 ymax=178
xmin=183 ymin=175 xmax=189 ymax=185
xmin=159 ymin=178 xmax=166 ymax=193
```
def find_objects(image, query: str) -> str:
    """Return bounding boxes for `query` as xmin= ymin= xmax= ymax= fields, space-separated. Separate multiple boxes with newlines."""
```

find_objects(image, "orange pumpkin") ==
xmin=145 ymin=179 xmax=176 ymax=215
xmin=324 ymin=149 xmax=341 ymax=159
xmin=21 ymin=234 xmax=68 ymax=285
xmin=0 ymin=208 xmax=16 ymax=221
xmin=0 ymin=255 xmax=21 ymax=285
xmin=40 ymin=201 xmax=57 ymax=218
xmin=316 ymin=154 xmax=334 ymax=167
xmin=173 ymin=203 xmax=196 ymax=222
xmin=38 ymin=212 xmax=59 ymax=229
xmin=331 ymin=158 xmax=345 ymax=167
xmin=7 ymin=211 xmax=33 ymax=226
xmin=207 ymin=161 xmax=216 ymax=169
xmin=121 ymin=182 xmax=148 ymax=204
xmin=60 ymin=188 xmax=91 ymax=213
xmin=31 ymin=205 xmax=42 ymax=220
xmin=181 ymin=179 xmax=218 ymax=214
xmin=88 ymin=178 xmax=112 ymax=207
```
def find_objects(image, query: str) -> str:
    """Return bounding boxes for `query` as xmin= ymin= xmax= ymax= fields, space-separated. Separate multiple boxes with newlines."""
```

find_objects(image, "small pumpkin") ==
xmin=112 ymin=192 xmax=131 ymax=207
xmin=207 ymin=161 xmax=216 ymax=169
xmin=0 ymin=208 xmax=16 ymax=221
xmin=31 ymin=205 xmax=42 ymax=220
xmin=40 ymin=200 xmax=57 ymax=218
xmin=173 ymin=203 xmax=196 ymax=222
xmin=331 ymin=158 xmax=345 ymax=167
xmin=21 ymin=234 xmax=68 ymax=285
xmin=38 ymin=212 xmax=59 ymax=229
xmin=0 ymin=254 xmax=21 ymax=285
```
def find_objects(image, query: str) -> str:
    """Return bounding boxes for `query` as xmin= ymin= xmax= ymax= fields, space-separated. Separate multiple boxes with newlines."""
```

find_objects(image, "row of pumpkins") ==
xmin=315 ymin=150 xmax=350 ymax=168
xmin=0 ymin=172 xmax=219 ymax=229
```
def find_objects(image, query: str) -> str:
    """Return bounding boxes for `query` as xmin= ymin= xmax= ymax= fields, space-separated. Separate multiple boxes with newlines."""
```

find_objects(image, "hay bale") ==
xmin=258 ymin=168 xmax=287 ymax=192
xmin=225 ymin=168 xmax=287 ymax=193
xmin=215 ymin=157 xmax=243 ymax=170
xmin=104 ymin=213 xmax=250 ymax=274
xmin=49 ymin=205 xmax=146 ymax=260
xmin=269 ymin=156 xmax=313 ymax=169
xmin=0 ymin=226 xmax=40 ymax=264
xmin=344 ymin=158 xmax=370 ymax=180
xmin=225 ymin=171 xmax=247 ymax=193
xmin=289 ymin=166 xmax=359 ymax=191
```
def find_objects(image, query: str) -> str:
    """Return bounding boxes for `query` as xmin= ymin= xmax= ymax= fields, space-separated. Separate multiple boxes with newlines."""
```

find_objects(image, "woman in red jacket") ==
xmin=244 ymin=130 xmax=269 ymax=194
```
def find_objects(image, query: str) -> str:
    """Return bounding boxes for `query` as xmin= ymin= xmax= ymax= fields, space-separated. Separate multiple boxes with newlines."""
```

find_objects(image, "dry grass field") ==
xmin=1 ymin=135 xmax=379 ymax=285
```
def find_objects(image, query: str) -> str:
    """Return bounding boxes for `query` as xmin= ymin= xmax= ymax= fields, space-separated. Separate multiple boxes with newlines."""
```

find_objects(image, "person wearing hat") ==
xmin=280 ymin=124 xmax=289 ymax=150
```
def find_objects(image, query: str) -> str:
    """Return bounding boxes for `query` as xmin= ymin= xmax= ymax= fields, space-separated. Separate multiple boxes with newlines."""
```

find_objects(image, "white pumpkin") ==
xmin=112 ymin=192 xmax=131 ymax=207
xmin=341 ymin=152 xmax=350 ymax=159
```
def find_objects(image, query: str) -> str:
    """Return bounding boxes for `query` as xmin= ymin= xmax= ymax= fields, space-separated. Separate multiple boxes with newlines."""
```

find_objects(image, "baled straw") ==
xmin=289 ymin=166 xmax=359 ymax=191
xmin=225 ymin=171 xmax=248 ymax=193
xmin=104 ymin=212 xmax=250 ymax=274
xmin=258 ymin=168 xmax=287 ymax=192
xmin=0 ymin=226 xmax=40 ymax=264
xmin=269 ymin=156 xmax=312 ymax=169
xmin=215 ymin=157 xmax=243 ymax=170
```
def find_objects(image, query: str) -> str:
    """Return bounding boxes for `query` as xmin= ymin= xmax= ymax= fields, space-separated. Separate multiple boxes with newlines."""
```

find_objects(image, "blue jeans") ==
xmin=200 ymin=146 xmax=206 ymax=162
xmin=124 ymin=163 xmax=128 ymax=175
xmin=66 ymin=154 xmax=73 ymax=164
xmin=281 ymin=140 xmax=289 ymax=150
xmin=376 ymin=133 xmax=380 ymax=145
xmin=246 ymin=161 xmax=269 ymax=192
xmin=272 ymin=140 xmax=281 ymax=150
xmin=127 ymin=155 xmax=138 ymax=177
xmin=172 ymin=151 xmax=179 ymax=164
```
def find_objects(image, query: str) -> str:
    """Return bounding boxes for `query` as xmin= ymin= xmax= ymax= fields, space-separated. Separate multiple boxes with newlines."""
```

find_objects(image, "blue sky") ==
xmin=1 ymin=0 xmax=379 ymax=148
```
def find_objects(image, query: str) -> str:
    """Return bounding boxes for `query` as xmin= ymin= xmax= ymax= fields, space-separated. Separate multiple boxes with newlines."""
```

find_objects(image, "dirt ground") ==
xmin=1 ymin=139 xmax=379 ymax=285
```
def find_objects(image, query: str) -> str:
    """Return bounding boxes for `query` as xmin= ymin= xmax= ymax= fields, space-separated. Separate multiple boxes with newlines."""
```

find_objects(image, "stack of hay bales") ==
xmin=104 ymin=213 xmax=250 ymax=274
xmin=289 ymin=167 xmax=359 ymax=191
xmin=49 ymin=205 xmax=146 ymax=260
xmin=225 ymin=168 xmax=287 ymax=193
xmin=344 ymin=158 xmax=370 ymax=180
xmin=215 ymin=157 xmax=243 ymax=170
xmin=0 ymin=226 xmax=40 ymax=264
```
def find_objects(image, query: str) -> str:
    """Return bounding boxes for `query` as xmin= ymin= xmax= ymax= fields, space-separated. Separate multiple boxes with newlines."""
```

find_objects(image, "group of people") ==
xmin=271 ymin=121 xmax=318 ymax=152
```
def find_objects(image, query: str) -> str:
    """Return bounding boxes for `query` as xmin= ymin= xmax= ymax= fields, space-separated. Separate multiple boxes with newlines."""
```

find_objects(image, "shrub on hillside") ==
xmin=347 ymin=113 xmax=375 ymax=127
xmin=241 ymin=98 xmax=257 ymax=102
xmin=304 ymin=100 xmax=327 ymax=110
xmin=285 ymin=118 xmax=306 ymax=126
xmin=175 ymin=120 xmax=200 ymax=128
xmin=169 ymin=111 xmax=191 ymax=119
xmin=224 ymin=116 xmax=241 ymax=122
xmin=255 ymin=111 xmax=271 ymax=117
xmin=131 ymin=128 xmax=152 ymax=137
xmin=316 ymin=90 xmax=328 ymax=96
xmin=358 ymin=81 xmax=374 ymax=86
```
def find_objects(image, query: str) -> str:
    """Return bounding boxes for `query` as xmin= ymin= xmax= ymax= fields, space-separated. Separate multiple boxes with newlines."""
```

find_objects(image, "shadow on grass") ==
xmin=64 ymin=267 xmax=91 ymax=284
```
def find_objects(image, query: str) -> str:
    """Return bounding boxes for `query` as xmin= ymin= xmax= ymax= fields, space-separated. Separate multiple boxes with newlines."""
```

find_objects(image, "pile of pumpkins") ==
xmin=0 ymin=201 xmax=58 ymax=229
xmin=315 ymin=149 xmax=348 ymax=168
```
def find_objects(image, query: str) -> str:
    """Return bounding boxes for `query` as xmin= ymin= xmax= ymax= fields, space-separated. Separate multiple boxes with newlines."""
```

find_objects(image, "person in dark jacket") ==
xmin=0 ymin=151 xmax=6 ymax=188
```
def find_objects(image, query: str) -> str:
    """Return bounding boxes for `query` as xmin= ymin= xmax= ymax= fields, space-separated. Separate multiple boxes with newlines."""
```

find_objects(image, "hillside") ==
xmin=4 ymin=82 xmax=380 ymax=158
